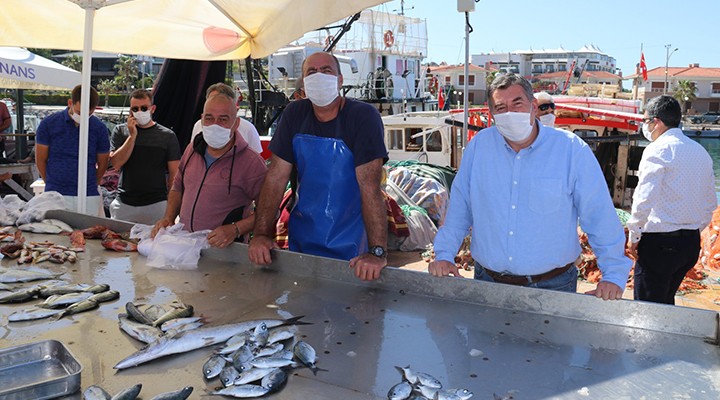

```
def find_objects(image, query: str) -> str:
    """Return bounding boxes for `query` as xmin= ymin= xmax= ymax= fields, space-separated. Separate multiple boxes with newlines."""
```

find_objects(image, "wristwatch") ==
xmin=369 ymin=246 xmax=387 ymax=258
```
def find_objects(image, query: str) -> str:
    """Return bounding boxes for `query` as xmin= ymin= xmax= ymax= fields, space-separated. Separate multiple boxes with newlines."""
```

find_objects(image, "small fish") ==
xmin=88 ymin=289 xmax=120 ymax=303
xmin=388 ymin=381 xmax=413 ymax=400
xmin=443 ymin=388 xmax=473 ymax=400
xmin=249 ymin=356 xmax=295 ymax=369
xmin=396 ymin=365 xmax=442 ymax=388
xmin=149 ymin=386 xmax=193 ymax=400
xmin=0 ymin=268 xmax=59 ymax=283
xmin=220 ymin=365 xmax=241 ymax=387
xmin=267 ymin=325 xmax=298 ymax=345
xmin=81 ymin=225 xmax=109 ymax=239
xmin=143 ymin=304 xmax=167 ymax=321
xmin=434 ymin=391 xmax=463 ymax=400
xmin=39 ymin=292 xmax=94 ymax=309
xmin=160 ymin=316 xmax=203 ymax=332
xmin=0 ymin=282 xmax=12 ymax=291
xmin=254 ymin=342 xmax=284 ymax=358
xmin=125 ymin=302 xmax=155 ymax=325
xmin=57 ymin=298 xmax=98 ymax=319
xmin=250 ymin=322 xmax=269 ymax=347
xmin=293 ymin=341 xmax=323 ymax=375
xmin=231 ymin=343 xmax=256 ymax=372
xmin=83 ymin=385 xmax=112 ymax=400
xmin=152 ymin=304 xmax=194 ymax=327
xmin=416 ymin=384 xmax=439 ymax=399
xmin=118 ymin=314 xmax=164 ymax=344
xmin=39 ymin=283 xmax=89 ymax=297
xmin=8 ymin=307 xmax=61 ymax=322
xmin=41 ymin=219 xmax=73 ymax=233
xmin=261 ymin=368 xmax=288 ymax=393
xmin=101 ymin=238 xmax=137 ymax=252
xmin=216 ymin=332 xmax=249 ymax=355
xmin=69 ymin=230 xmax=86 ymax=250
xmin=110 ymin=383 xmax=142 ymax=400
xmin=234 ymin=367 xmax=276 ymax=385
xmin=84 ymin=283 xmax=111 ymax=293
xmin=18 ymin=222 xmax=63 ymax=234
xmin=211 ymin=384 xmax=270 ymax=398
xmin=203 ymin=354 xmax=227 ymax=380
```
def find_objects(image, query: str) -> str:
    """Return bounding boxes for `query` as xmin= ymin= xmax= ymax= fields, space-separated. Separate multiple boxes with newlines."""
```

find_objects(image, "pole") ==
xmin=462 ymin=12 xmax=469 ymax=149
xmin=77 ymin=6 xmax=95 ymax=214
xmin=664 ymin=44 xmax=670 ymax=95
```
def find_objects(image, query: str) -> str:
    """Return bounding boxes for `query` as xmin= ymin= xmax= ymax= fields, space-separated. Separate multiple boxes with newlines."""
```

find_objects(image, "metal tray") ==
xmin=0 ymin=340 xmax=82 ymax=400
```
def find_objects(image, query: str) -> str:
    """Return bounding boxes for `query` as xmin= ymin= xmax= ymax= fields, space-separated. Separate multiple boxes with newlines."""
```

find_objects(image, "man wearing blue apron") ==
xmin=249 ymin=52 xmax=388 ymax=281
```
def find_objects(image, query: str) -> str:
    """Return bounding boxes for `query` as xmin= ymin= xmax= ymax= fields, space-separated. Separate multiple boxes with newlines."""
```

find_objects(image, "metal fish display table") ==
xmin=1 ymin=210 xmax=718 ymax=399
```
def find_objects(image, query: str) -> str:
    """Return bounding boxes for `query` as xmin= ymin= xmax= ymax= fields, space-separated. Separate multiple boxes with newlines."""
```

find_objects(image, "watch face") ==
xmin=370 ymin=246 xmax=385 ymax=257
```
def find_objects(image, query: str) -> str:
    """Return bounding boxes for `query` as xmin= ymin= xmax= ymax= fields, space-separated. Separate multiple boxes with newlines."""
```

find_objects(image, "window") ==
xmin=468 ymin=92 xmax=475 ymax=104
xmin=426 ymin=130 xmax=442 ymax=152
xmin=405 ymin=128 xmax=423 ymax=151
xmin=711 ymin=102 xmax=720 ymax=112
xmin=468 ymin=75 xmax=475 ymax=86
xmin=445 ymin=76 xmax=451 ymax=84
xmin=458 ymin=75 xmax=464 ymax=86
xmin=387 ymin=129 xmax=403 ymax=150
xmin=396 ymin=60 xmax=403 ymax=75
xmin=712 ymin=83 xmax=720 ymax=94
xmin=651 ymin=82 xmax=666 ymax=93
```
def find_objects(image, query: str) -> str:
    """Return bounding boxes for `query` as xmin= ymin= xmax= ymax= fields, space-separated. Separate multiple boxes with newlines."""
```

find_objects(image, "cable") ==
xmin=465 ymin=12 xmax=473 ymax=34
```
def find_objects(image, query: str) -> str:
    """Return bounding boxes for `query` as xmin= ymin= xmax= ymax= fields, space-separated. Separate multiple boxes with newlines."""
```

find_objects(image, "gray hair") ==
xmin=534 ymin=91 xmax=553 ymax=104
xmin=206 ymin=82 xmax=237 ymax=103
xmin=488 ymin=73 xmax=534 ymax=109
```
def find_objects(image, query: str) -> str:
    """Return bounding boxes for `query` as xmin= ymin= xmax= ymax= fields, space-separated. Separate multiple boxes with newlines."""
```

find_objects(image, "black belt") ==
xmin=643 ymin=229 xmax=698 ymax=238
xmin=478 ymin=262 xmax=575 ymax=285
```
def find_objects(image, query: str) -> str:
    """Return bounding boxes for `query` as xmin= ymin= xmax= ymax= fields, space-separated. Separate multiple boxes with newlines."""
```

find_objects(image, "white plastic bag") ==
xmin=16 ymin=191 xmax=66 ymax=225
xmin=145 ymin=223 xmax=210 ymax=270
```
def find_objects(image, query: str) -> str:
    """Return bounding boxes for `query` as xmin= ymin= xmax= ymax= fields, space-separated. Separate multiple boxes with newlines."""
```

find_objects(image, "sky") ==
xmin=372 ymin=0 xmax=720 ymax=78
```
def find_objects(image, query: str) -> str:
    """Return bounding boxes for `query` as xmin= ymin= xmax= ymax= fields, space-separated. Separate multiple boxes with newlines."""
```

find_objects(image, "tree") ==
xmin=672 ymin=80 xmax=697 ymax=114
xmin=97 ymin=79 xmax=116 ymax=107
xmin=485 ymin=70 xmax=498 ymax=88
xmin=114 ymin=55 xmax=139 ymax=95
xmin=62 ymin=54 xmax=83 ymax=72
xmin=28 ymin=48 xmax=53 ymax=59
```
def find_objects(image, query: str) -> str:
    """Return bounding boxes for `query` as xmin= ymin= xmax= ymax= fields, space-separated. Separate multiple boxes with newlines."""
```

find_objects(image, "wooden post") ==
xmin=613 ymin=143 xmax=629 ymax=207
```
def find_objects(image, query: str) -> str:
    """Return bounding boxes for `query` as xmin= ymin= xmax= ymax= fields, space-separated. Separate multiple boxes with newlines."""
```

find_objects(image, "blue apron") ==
xmin=288 ymin=111 xmax=367 ymax=260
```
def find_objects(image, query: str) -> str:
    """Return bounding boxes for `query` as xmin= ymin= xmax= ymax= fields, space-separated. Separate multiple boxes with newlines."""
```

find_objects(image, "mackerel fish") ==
xmin=211 ymin=384 xmax=270 ymax=398
xmin=8 ymin=307 xmax=62 ymax=322
xmin=149 ymin=386 xmax=193 ymax=400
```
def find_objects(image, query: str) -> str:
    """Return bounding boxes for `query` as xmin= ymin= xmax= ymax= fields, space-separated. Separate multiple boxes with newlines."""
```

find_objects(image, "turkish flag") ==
xmin=640 ymin=52 xmax=648 ymax=81
xmin=438 ymin=86 xmax=445 ymax=110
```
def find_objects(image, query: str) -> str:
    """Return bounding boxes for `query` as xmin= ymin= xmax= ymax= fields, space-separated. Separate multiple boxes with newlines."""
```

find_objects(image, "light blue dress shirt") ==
xmin=434 ymin=123 xmax=632 ymax=289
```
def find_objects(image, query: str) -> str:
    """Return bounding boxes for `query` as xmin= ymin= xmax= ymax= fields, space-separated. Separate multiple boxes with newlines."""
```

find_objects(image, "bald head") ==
xmin=202 ymin=93 xmax=238 ymax=130
xmin=302 ymin=52 xmax=342 ymax=78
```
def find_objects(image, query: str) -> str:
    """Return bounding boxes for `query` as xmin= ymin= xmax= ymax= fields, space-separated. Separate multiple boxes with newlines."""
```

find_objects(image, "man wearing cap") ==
xmin=534 ymin=91 xmax=556 ymax=128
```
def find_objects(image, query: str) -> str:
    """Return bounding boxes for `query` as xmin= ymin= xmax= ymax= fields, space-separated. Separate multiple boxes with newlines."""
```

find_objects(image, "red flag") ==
xmin=438 ymin=86 xmax=445 ymax=110
xmin=640 ymin=52 xmax=648 ymax=81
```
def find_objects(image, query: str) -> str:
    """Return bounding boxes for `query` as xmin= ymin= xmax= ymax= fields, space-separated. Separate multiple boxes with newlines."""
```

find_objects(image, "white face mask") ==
xmin=494 ymin=111 xmax=533 ymax=143
xmin=539 ymin=113 xmax=556 ymax=128
xmin=133 ymin=110 xmax=152 ymax=126
xmin=70 ymin=108 xmax=81 ymax=124
xmin=642 ymin=122 xmax=655 ymax=141
xmin=203 ymin=124 xmax=232 ymax=149
xmin=303 ymin=73 xmax=339 ymax=107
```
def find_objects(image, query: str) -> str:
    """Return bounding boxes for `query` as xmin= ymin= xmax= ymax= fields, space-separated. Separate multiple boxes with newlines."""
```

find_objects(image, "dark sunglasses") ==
xmin=538 ymin=103 xmax=555 ymax=111
xmin=130 ymin=105 xmax=151 ymax=112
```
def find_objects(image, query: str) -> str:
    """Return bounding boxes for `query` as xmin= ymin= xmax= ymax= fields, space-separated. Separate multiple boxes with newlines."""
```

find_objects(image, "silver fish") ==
xmin=110 ymin=383 xmax=142 ymax=400
xmin=0 ymin=282 xmax=12 ymax=291
xmin=211 ymin=384 xmax=270 ymax=398
xmin=254 ymin=342 xmax=284 ymax=358
xmin=388 ymin=381 xmax=412 ymax=400
xmin=249 ymin=356 xmax=295 ymax=369
xmin=39 ymin=283 xmax=90 ymax=297
xmin=152 ymin=304 xmax=194 ymax=327
xmin=39 ymin=292 xmax=94 ymax=309
xmin=231 ymin=344 xmax=256 ymax=372
xmin=293 ymin=341 xmax=320 ymax=375
xmin=125 ymin=302 xmax=154 ymax=325
xmin=250 ymin=322 xmax=269 ymax=347
xmin=149 ymin=386 xmax=193 ymax=400
xmin=0 ymin=268 xmax=61 ymax=283
xmin=41 ymin=219 xmax=74 ymax=233
xmin=163 ymin=322 xmax=204 ymax=338
xmin=416 ymin=384 xmax=439 ymax=399
xmin=216 ymin=332 xmax=250 ymax=355
xmin=143 ymin=304 xmax=167 ymax=321
xmin=275 ymin=349 xmax=294 ymax=360
xmin=83 ymin=385 xmax=111 ymax=400
xmin=84 ymin=283 xmax=111 ymax=293
xmin=0 ymin=287 xmax=40 ymax=303
xmin=88 ymin=289 xmax=120 ymax=303
xmin=118 ymin=314 xmax=164 ymax=344
xmin=396 ymin=365 xmax=442 ymax=388
xmin=160 ymin=317 xmax=203 ymax=332
xmin=113 ymin=316 xmax=307 ymax=370
xmin=261 ymin=368 xmax=288 ymax=393
xmin=220 ymin=365 xmax=241 ymax=387
xmin=442 ymin=388 xmax=473 ymax=400
xmin=203 ymin=354 xmax=227 ymax=380
xmin=18 ymin=222 xmax=63 ymax=234
xmin=434 ymin=391 xmax=462 ymax=400
xmin=58 ymin=299 xmax=98 ymax=319
xmin=8 ymin=307 xmax=61 ymax=322
xmin=267 ymin=325 xmax=298 ymax=345
xmin=233 ymin=367 xmax=276 ymax=385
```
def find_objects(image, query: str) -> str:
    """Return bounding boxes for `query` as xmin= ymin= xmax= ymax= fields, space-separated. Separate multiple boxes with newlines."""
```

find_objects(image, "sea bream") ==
xmin=114 ymin=316 xmax=308 ymax=370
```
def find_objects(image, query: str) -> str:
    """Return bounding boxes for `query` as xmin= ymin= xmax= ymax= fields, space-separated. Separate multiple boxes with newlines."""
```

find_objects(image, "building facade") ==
xmin=629 ymin=64 xmax=720 ymax=114
xmin=426 ymin=63 xmax=487 ymax=105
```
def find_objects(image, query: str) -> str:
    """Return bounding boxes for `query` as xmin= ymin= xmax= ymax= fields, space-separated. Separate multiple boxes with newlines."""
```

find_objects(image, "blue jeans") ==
xmin=474 ymin=262 xmax=578 ymax=293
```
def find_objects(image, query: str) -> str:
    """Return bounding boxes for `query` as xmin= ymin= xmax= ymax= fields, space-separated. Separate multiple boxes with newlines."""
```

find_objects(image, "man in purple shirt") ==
xmin=35 ymin=85 xmax=110 ymax=215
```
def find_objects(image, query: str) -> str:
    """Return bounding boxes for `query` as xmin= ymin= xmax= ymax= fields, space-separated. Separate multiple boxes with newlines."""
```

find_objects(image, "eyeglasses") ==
xmin=643 ymin=117 xmax=655 ymax=124
xmin=538 ymin=103 xmax=555 ymax=111
xmin=130 ymin=105 xmax=151 ymax=112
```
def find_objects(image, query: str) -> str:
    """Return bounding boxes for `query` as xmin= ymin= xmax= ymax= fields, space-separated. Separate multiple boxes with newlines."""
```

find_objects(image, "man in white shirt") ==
xmin=627 ymin=95 xmax=716 ymax=304
xmin=190 ymin=83 xmax=263 ymax=154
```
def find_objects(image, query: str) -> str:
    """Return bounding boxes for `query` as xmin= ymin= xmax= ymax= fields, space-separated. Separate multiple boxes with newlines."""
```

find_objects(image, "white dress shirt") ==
xmin=627 ymin=127 xmax=716 ymax=243
xmin=191 ymin=118 xmax=263 ymax=154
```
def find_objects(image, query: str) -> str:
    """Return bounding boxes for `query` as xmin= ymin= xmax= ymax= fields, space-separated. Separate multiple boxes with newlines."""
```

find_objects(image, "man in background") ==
xmin=109 ymin=89 xmax=180 ymax=224
xmin=627 ymin=95 xmax=716 ymax=304
xmin=35 ymin=85 xmax=109 ymax=215
xmin=534 ymin=91 xmax=556 ymax=128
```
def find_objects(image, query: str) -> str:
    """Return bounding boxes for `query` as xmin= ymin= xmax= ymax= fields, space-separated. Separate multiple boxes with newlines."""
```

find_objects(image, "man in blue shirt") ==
xmin=429 ymin=74 xmax=631 ymax=300
xmin=35 ymin=85 xmax=110 ymax=216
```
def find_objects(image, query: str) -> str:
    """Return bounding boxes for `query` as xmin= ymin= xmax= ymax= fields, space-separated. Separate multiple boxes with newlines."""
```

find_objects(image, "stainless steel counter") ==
xmin=1 ymin=210 xmax=719 ymax=399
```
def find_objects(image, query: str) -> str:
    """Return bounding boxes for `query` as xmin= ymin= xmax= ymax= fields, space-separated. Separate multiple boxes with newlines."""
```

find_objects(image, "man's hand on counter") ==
xmin=585 ymin=281 xmax=624 ymax=301
xmin=349 ymin=253 xmax=387 ymax=281
xmin=150 ymin=217 xmax=174 ymax=238
xmin=207 ymin=225 xmax=236 ymax=248
xmin=428 ymin=260 xmax=461 ymax=277
xmin=248 ymin=234 xmax=277 ymax=265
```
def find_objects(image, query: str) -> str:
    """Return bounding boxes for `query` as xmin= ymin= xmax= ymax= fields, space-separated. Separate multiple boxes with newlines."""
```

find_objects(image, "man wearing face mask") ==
xmin=150 ymin=93 xmax=266 ymax=248
xmin=626 ymin=95 xmax=715 ymax=304
xmin=109 ymin=89 xmax=181 ymax=224
xmin=248 ymin=51 xmax=388 ymax=281
xmin=35 ymin=85 xmax=110 ymax=215
xmin=534 ymin=91 xmax=556 ymax=128
xmin=428 ymin=74 xmax=631 ymax=300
